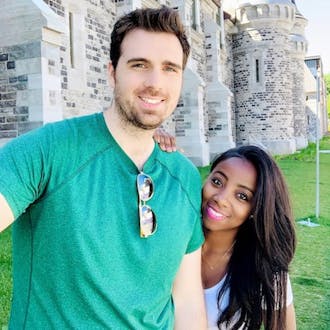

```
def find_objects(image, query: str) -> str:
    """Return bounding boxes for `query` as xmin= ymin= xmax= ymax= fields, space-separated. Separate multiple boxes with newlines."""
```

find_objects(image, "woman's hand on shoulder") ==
xmin=153 ymin=128 xmax=177 ymax=153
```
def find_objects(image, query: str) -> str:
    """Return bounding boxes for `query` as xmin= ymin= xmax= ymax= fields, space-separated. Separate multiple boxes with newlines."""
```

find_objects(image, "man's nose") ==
xmin=143 ymin=69 xmax=163 ymax=90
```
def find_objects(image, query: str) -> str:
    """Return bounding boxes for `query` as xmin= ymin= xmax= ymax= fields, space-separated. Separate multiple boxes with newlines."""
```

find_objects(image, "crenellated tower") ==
xmin=289 ymin=3 xmax=308 ymax=149
xmin=0 ymin=0 xmax=324 ymax=163
xmin=231 ymin=0 xmax=303 ymax=154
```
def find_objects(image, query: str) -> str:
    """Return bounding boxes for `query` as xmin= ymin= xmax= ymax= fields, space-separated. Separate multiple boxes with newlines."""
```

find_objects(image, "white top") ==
xmin=204 ymin=274 xmax=293 ymax=329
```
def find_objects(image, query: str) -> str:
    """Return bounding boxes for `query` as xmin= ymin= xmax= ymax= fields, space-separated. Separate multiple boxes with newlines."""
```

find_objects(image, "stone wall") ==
xmin=0 ymin=0 xmax=325 ymax=162
xmin=0 ymin=43 xmax=40 ymax=140
xmin=305 ymin=56 xmax=329 ymax=141
xmin=232 ymin=1 xmax=301 ymax=154
xmin=45 ymin=0 xmax=115 ymax=118
xmin=290 ymin=10 xmax=308 ymax=149
xmin=0 ymin=1 xmax=65 ymax=144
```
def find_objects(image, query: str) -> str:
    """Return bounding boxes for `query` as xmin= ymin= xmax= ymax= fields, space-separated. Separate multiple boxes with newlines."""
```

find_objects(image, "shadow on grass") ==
xmin=294 ymin=276 xmax=324 ymax=287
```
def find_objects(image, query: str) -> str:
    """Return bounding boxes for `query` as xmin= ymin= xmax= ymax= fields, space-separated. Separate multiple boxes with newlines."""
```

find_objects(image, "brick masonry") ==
xmin=0 ymin=0 xmax=328 ymax=164
xmin=0 ymin=42 xmax=42 ymax=139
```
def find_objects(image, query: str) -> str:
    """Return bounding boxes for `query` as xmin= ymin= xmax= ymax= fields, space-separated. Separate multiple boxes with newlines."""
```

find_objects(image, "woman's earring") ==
xmin=249 ymin=214 xmax=254 ymax=220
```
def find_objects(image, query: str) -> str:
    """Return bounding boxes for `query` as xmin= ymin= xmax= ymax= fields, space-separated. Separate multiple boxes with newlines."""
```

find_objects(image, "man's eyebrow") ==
xmin=127 ymin=58 xmax=149 ymax=64
xmin=162 ymin=60 xmax=182 ymax=70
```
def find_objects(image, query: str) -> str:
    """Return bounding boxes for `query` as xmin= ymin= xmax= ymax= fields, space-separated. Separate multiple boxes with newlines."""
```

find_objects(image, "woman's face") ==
xmin=202 ymin=157 xmax=257 ymax=233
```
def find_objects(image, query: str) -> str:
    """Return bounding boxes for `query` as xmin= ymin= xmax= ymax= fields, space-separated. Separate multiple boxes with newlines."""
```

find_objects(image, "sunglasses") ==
xmin=136 ymin=172 xmax=157 ymax=238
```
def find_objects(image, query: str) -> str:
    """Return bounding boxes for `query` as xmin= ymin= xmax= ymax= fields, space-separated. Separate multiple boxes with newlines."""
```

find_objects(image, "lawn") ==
xmin=276 ymin=137 xmax=330 ymax=329
xmin=0 ymin=228 xmax=12 ymax=328
xmin=0 ymin=137 xmax=329 ymax=329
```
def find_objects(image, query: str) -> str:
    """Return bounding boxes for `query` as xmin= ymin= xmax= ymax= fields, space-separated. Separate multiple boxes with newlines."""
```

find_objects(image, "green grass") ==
xmin=0 ymin=137 xmax=330 ymax=329
xmin=277 ymin=137 xmax=330 ymax=329
xmin=276 ymin=137 xmax=330 ymax=221
xmin=0 ymin=228 xmax=12 ymax=328
xmin=291 ymin=223 xmax=330 ymax=329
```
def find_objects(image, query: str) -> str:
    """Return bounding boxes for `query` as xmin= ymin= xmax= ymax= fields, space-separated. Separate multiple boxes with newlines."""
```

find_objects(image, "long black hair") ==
xmin=211 ymin=145 xmax=296 ymax=330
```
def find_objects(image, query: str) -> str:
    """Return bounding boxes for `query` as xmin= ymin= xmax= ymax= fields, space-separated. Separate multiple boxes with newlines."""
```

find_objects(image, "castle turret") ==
xmin=232 ymin=0 xmax=298 ymax=154
xmin=289 ymin=2 xmax=308 ymax=149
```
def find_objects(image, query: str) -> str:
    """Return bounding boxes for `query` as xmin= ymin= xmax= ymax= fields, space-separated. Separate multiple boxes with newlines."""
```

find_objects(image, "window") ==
xmin=191 ymin=0 xmax=200 ymax=31
xmin=250 ymin=54 xmax=264 ymax=91
xmin=255 ymin=59 xmax=260 ymax=83
xmin=191 ymin=0 xmax=197 ymax=30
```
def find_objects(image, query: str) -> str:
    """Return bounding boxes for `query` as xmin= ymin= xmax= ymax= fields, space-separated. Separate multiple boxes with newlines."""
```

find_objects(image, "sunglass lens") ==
xmin=137 ymin=174 xmax=153 ymax=201
xmin=140 ymin=205 xmax=157 ymax=238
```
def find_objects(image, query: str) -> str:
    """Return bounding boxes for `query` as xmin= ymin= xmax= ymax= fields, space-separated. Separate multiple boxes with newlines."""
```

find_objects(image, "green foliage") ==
xmin=199 ymin=164 xmax=210 ymax=183
xmin=325 ymin=74 xmax=330 ymax=119
xmin=324 ymin=73 xmax=330 ymax=97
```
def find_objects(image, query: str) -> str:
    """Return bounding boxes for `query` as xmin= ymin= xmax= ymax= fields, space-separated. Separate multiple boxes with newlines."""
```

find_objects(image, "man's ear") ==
xmin=108 ymin=61 xmax=115 ymax=88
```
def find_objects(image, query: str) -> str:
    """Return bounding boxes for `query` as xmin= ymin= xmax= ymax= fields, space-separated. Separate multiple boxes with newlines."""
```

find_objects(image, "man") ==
xmin=0 ymin=6 xmax=206 ymax=329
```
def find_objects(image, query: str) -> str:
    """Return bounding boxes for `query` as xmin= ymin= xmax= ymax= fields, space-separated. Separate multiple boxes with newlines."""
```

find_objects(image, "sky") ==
xmin=297 ymin=0 xmax=330 ymax=73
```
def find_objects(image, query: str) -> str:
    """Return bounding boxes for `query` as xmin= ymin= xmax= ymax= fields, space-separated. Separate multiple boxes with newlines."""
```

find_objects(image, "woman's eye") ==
xmin=211 ymin=178 xmax=222 ymax=186
xmin=237 ymin=192 xmax=249 ymax=201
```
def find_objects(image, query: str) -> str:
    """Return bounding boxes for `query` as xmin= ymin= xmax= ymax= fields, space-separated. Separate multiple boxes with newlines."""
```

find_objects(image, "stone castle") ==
xmin=0 ymin=0 xmax=328 ymax=165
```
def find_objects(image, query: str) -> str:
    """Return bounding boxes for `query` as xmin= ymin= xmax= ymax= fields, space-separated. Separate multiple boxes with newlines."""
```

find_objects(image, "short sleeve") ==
xmin=0 ymin=128 xmax=50 ymax=219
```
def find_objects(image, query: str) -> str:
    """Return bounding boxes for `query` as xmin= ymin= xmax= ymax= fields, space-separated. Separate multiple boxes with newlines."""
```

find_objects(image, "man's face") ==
xmin=108 ymin=28 xmax=184 ymax=130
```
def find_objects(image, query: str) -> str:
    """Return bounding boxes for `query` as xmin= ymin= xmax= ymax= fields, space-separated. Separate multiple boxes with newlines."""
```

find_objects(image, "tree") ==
xmin=324 ymin=73 xmax=330 ymax=96
xmin=324 ymin=74 xmax=330 ymax=118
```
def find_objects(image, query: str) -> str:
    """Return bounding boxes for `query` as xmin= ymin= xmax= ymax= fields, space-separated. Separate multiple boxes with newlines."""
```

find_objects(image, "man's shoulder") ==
xmin=37 ymin=112 xmax=104 ymax=148
xmin=45 ymin=112 xmax=101 ymax=133
xmin=1 ymin=112 xmax=107 ymax=166
xmin=156 ymin=148 xmax=200 ymax=179
xmin=3 ymin=113 xmax=101 ymax=147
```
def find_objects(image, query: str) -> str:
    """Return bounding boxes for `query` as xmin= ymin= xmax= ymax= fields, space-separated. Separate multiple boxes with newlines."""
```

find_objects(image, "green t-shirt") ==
xmin=0 ymin=113 xmax=204 ymax=329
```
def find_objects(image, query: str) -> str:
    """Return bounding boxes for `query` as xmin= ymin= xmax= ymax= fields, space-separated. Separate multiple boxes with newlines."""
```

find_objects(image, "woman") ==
xmin=201 ymin=146 xmax=296 ymax=329
xmin=154 ymin=131 xmax=296 ymax=329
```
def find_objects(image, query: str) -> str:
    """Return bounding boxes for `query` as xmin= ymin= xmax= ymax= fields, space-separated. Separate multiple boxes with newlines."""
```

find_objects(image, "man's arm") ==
xmin=0 ymin=193 xmax=14 ymax=232
xmin=172 ymin=247 xmax=207 ymax=330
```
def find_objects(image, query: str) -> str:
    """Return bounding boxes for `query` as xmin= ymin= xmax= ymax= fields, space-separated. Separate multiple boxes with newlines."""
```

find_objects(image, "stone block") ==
xmin=15 ymin=58 xmax=41 ymax=75
xmin=8 ymin=42 xmax=41 ymax=60
xmin=0 ymin=62 xmax=6 ymax=73
xmin=18 ymin=121 xmax=43 ymax=135
xmin=0 ymin=123 xmax=17 ymax=130
xmin=14 ymin=106 xmax=29 ymax=114
xmin=0 ymin=53 xmax=8 ymax=61
xmin=0 ymin=130 xmax=17 ymax=139
xmin=7 ymin=61 xmax=15 ymax=69
xmin=28 ymin=73 xmax=42 ymax=89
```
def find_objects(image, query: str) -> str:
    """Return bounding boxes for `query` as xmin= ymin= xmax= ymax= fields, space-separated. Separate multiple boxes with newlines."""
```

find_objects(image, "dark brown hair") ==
xmin=210 ymin=145 xmax=296 ymax=330
xmin=110 ymin=6 xmax=190 ymax=69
